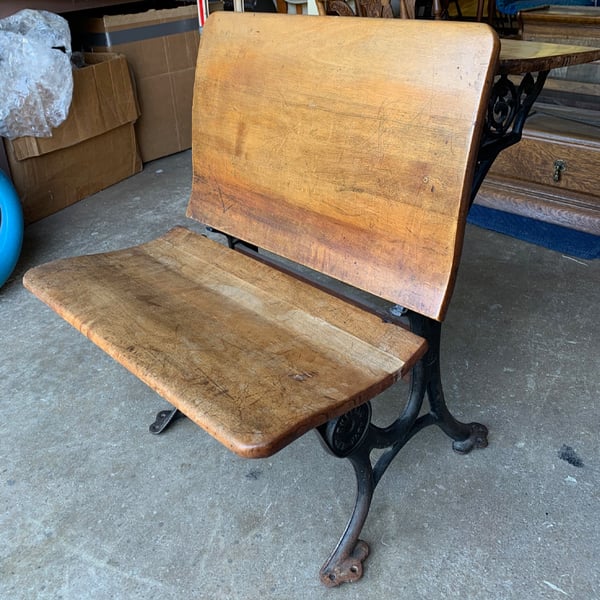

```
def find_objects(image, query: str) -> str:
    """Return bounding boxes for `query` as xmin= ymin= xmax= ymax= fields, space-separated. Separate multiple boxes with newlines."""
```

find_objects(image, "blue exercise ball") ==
xmin=0 ymin=169 xmax=24 ymax=288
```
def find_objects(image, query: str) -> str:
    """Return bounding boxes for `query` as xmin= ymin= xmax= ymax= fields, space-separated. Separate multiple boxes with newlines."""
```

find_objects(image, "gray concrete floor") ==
xmin=1 ymin=150 xmax=599 ymax=600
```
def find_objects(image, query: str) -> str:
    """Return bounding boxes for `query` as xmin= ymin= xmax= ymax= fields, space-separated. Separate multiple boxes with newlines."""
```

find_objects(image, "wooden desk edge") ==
xmin=499 ymin=39 xmax=600 ymax=75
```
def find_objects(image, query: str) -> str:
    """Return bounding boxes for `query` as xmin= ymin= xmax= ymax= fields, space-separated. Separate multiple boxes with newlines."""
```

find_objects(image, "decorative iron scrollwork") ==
xmin=486 ymin=74 xmax=518 ymax=138
xmin=485 ymin=72 xmax=538 ymax=139
xmin=320 ymin=403 xmax=372 ymax=458
xmin=471 ymin=69 xmax=549 ymax=202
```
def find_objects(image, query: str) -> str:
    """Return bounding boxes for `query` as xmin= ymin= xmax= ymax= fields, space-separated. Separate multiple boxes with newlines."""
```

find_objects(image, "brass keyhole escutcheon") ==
xmin=553 ymin=159 xmax=566 ymax=183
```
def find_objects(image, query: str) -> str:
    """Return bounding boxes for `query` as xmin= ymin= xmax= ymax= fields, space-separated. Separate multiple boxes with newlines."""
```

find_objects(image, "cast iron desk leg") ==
xmin=149 ymin=407 xmax=185 ymax=434
xmin=317 ymin=311 xmax=488 ymax=586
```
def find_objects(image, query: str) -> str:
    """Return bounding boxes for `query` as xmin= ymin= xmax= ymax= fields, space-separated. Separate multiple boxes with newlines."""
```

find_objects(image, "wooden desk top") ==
xmin=499 ymin=39 xmax=600 ymax=75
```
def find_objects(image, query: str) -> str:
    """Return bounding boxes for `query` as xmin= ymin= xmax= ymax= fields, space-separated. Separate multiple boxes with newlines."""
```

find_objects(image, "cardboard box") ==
xmin=3 ymin=52 xmax=141 ymax=224
xmin=82 ymin=5 xmax=200 ymax=162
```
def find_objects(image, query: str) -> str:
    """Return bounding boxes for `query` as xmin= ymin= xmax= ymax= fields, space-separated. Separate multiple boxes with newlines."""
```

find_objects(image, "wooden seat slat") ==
xmin=24 ymin=227 xmax=427 ymax=458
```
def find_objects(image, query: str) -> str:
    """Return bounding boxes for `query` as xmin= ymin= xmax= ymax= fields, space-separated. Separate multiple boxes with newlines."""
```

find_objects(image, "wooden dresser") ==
xmin=476 ymin=6 xmax=600 ymax=235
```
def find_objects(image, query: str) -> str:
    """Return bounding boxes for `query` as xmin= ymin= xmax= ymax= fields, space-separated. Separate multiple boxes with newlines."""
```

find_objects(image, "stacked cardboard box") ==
xmin=82 ymin=5 xmax=200 ymax=163
xmin=3 ymin=52 xmax=141 ymax=224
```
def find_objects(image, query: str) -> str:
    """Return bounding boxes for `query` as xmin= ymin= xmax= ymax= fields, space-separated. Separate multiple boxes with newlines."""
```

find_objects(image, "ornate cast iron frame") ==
xmin=315 ymin=310 xmax=488 ymax=586
xmin=149 ymin=68 xmax=550 ymax=586
xmin=472 ymin=70 xmax=549 ymax=201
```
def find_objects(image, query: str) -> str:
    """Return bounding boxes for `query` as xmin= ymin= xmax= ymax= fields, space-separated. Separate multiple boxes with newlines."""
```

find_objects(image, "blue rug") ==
xmin=467 ymin=204 xmax=600 ymax=260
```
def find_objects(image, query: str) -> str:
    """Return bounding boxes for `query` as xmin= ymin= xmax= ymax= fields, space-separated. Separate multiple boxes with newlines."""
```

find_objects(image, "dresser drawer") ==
xmin=490 ymin=113 xmax=600 ymax=194
xmin=477 ymin=111 xmax=600 ymax=235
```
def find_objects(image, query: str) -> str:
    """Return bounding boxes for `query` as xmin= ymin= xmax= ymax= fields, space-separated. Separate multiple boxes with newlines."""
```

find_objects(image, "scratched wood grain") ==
xmin=24 ymin=228 xmax=427 ymax=457
xmin=188 ymin=13 xmax=499 ymax=321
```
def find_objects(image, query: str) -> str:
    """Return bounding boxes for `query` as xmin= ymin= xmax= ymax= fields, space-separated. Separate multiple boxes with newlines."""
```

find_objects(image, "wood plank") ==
xmin=188 ymin=14 xmax=500 ymax=322
xmin=476 ymin=176 xmax=600 ymax=235
xmin=23 ymin=228 xmax=427 ymax=458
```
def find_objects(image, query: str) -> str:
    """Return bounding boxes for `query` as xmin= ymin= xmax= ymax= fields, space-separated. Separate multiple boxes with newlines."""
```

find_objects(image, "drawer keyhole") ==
xmin=553 ymin=160 xmax=566 ymax=183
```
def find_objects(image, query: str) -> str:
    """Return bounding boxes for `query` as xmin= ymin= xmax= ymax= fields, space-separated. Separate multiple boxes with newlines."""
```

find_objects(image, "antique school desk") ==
xmin=24 ymin=14 xmax=600 ymax=588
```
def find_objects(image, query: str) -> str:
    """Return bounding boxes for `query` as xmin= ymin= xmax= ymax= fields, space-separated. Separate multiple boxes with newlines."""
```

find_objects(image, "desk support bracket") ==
xmin=149 ymin=407 xmax=185 ymax=434
xmin=316 ymin=312 xmax=488 ymax=587
xmin=471 ymin=70 xmax=549 ymax=201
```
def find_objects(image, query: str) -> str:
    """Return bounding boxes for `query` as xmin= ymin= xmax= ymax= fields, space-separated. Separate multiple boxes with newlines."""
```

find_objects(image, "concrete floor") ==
xmin=1 ymin=150 xmax=599 ymax=600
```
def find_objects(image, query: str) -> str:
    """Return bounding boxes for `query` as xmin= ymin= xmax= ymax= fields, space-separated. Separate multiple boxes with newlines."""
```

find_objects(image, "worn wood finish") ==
xmin=188 ymin=14 xmax=498 ymax=321
xmin=498 ymin=38 xmax=600 ymax=75
xmin=24 ymin=14 xmax=499 ymax=462
xmin=24 ymin=227 xmax=426 ymax=458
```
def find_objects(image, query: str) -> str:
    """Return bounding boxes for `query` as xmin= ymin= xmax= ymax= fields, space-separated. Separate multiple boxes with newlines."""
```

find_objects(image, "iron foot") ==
xmin=406 ymin=312 xmax=489 ymax=457
xmin=316 ymin=405 xmax=375 ymax=587
xmin=320 ymin=540 xmax=369 ymax=587
xmin=451 ymin=422 xmax=488 ymax=454
xmin=149 ymin=407 xmax=185 ymax=435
